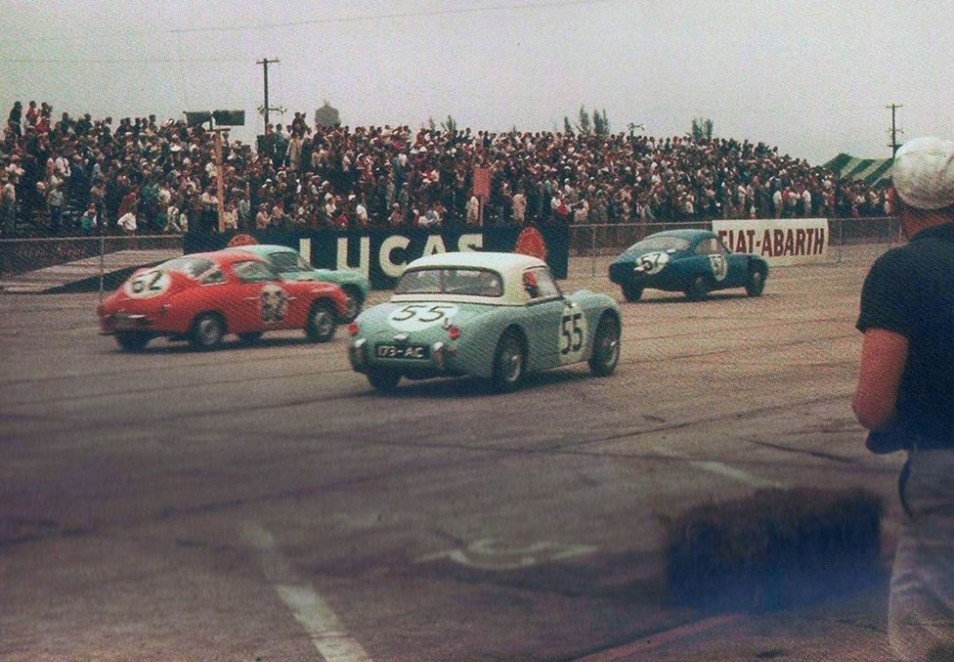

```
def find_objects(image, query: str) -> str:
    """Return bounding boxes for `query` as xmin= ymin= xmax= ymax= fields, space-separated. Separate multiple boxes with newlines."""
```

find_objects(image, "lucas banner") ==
xmin=184 ymin=224 xmax=570 ymax=289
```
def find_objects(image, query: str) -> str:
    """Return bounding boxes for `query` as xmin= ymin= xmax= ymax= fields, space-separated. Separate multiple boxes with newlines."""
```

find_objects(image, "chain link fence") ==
xmin=0 ymin=217 xmax=902 ymax=292
xmin=0 ymin=233 xmax=184 ymax=295
xmin=567 ymin=216 xmax=903 ymax=276
xmin=0 ymin=234 xmax=181 ymax=274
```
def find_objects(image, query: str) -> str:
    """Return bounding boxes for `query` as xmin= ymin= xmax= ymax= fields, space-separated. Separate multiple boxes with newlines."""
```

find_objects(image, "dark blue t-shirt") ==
xmin=857 ymin=224 xmax=954 ymax=443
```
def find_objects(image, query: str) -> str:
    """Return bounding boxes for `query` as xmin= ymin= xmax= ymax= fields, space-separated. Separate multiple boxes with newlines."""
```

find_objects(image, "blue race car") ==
xmin=609 ymin=229 xmax=769 ymax=302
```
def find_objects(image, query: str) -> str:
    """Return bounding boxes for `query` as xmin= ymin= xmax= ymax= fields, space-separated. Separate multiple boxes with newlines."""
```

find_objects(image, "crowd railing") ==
xmin=0 ymin=217 xmax=903 ymax=292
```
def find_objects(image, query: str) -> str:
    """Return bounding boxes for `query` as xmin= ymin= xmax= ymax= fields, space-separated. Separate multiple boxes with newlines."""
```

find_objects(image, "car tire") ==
xmin=491 ymin=329 xmax=525 ymax=393
xmin=115 ymin=331 xmax=149 ymax=352
xmin=341 ymin=285 xmax=364 ymax=322
xmin=239 ymin=332 xmax=263 ymax=345
xmin=745 ymin=267 xmax=766 ymax=297
xmin=189 ymin=313 xmax=225 ymax=351
xmin=367 ymin=367 xmax=401 ymax=391
xmin=589 ymin=315 xmax=620 ymax=377
xmin=621 ymin=283 xmax=644 ymax=302
xmin=305 ymin=302 xmax=337 ymax=343
xmin=685 ymin=275 xmax=711 ymax=301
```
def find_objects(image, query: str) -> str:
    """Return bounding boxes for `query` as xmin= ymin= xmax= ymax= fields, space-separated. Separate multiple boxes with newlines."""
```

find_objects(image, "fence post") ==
xmin=836 ymin=217 xmax=843 ymax=264
xmin=590 ymin=224 xmax=597 ymax=277
xmin=98 ymin=232 xmax=105 ymax=302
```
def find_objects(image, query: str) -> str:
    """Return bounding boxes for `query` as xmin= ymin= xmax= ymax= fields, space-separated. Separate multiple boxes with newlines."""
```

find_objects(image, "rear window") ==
xmin=159 ymin=256 xmax=215 ymax=278
xmin=395 ymin=267 xmax=503 ymax=297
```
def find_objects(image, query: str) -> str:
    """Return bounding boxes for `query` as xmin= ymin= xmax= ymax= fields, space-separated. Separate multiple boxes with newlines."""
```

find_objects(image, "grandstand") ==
xmin=2 ymin=101 xmax=892 ymax=240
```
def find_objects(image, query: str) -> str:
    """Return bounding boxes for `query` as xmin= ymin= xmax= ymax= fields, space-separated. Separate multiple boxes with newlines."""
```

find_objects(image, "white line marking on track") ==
xmin=242 ymin=522 xmax=372 ymax=662
xmin=576 ymin=614 xmax=744 ymax=660
xmin=654 ymin=447 xmax=785 ymax=489
xmin=416 ymin=538 xmax=597 ymax=570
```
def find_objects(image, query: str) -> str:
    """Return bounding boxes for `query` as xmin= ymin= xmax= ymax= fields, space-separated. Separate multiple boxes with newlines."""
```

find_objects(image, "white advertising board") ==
xmin=712 ymin=218 xmax=829 ymax=266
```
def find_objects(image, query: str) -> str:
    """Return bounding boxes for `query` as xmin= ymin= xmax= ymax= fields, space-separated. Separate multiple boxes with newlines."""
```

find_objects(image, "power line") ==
xmin=0 ymin=57 xmax=247 ymax=64
xmin=170 ymin=0 xmax=611 ymax=34
xmin=0 ymin=0 xmax=609 ymax=43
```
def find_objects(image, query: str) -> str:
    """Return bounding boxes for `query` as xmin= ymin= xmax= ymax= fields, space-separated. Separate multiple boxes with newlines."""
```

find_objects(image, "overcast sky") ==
xmin=2 ymin=0 xmax=951 ymax=165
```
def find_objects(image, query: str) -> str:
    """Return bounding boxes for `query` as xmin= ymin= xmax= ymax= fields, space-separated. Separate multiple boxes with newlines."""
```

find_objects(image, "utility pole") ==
xmin=886 ymin=103 xmax=903 ymax=156
xmin=213 ymin=128 xmax=227 ymax=232
xmin=256 ymin=57 xmax=281 ymax=129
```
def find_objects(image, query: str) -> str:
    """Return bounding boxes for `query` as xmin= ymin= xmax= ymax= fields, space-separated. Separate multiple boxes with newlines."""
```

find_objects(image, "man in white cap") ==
xmin=853 ymin=136 xmax=954 ymax=660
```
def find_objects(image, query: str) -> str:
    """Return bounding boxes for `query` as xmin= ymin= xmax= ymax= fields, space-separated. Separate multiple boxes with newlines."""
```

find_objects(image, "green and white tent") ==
xmin=823 ymin=153 xmax=894 ymax=186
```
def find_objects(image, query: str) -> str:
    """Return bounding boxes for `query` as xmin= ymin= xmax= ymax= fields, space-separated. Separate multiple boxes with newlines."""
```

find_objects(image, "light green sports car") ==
xmin=226 ymin=243 xmax=370 ymax=322
xmin=348 ymin=251 xmax=622 ymax=392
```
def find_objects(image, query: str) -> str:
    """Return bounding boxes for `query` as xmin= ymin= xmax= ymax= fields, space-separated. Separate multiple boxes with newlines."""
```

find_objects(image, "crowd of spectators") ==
xmin=1 ymin=99 xmax=891 ymax=238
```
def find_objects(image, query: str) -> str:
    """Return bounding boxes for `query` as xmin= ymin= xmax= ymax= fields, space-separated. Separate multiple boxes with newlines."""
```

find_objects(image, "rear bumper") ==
xmin=609 ymin=262 xmax=648 ymax=287
xmin=100 ymin=313 xmax=156 ymax=335
xmin=349 ymin=338 xmax=463 ymax=377
xmin=609 ymin=261 xmax=636 ymax=285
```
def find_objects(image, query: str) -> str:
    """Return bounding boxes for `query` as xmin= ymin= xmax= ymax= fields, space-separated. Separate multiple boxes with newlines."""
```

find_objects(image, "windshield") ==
xmin=628 ymin=235 xmax=691 ymax=253
xmin=158 ymin=256 xmax=215 ymax=278
xmin=395 ymin=267 xmax=503 ymax=297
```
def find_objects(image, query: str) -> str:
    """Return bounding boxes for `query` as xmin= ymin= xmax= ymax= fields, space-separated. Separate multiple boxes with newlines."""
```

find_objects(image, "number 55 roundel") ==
xmin=388 ymin=303 xmax=460 ymax=332
xmin=558 ymin=304 xmax=588 ymax=364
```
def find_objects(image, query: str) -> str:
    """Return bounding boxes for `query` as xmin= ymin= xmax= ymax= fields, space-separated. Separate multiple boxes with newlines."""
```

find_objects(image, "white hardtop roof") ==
xmin=406 ymin=251 xmax=546 ymax=273
xmin=394 ymin=252 xmax=553 ymax=306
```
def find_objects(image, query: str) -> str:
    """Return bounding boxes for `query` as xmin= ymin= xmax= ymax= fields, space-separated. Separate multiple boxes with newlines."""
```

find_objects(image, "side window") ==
xmin=523 ymin=267 xmax=561 ymax=300
xmin=533 ymin=268 xmax=561 ymax=298
xmin=234 ymin=260 xmax=279 ymax=283
xmin=201 ymin=269 xmax=225 ymax=285
xmin=695 ymin=238 xmax=726 ymax=256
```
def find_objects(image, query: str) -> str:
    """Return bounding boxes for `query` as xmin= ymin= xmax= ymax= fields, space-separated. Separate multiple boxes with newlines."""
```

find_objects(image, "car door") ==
xmin=520 ymin=267 xmax=587 ymax=370
xmin=693 ymin=236 xmax=741 ymax=289
xmin=231 ymin=260 xmax=297 ymax=333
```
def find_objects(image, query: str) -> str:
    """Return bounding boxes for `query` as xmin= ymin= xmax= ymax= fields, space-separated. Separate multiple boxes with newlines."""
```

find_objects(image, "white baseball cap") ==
xmin=892 ymin=136 xmax=954 ymax=210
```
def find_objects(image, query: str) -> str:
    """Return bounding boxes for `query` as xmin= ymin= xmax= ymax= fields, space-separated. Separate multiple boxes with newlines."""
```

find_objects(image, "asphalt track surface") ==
xmin=0 ymin=247 xmax=905 ymax=661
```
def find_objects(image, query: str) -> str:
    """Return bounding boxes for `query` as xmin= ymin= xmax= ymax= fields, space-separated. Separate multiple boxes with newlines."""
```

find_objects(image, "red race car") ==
xmin=98 ymin=250 xmax=350 ymax=351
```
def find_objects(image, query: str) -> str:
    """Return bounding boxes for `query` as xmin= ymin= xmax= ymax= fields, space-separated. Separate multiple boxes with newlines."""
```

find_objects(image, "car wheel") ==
xmin=305 ymin=302 xmax=337 ymax=343
xmin=239 ymin=332 xmax=263 ymax=345
xmin=685 ymin=275 xmax=711 ymax=301
xmin=622 ymin=283 xmax=644 ymax=302
xmin=189 ymin=313 xmax=225 ymax=351
xmin=367 ymin=367 xmax=401 ymax=391
xmin=745 ymin=267 xmax=766 ymax=297
xmin=115 ymin=331 xmax=149 ymax=352
xmin=589 ymin=315 xmax=620 ymax=377
xmin=491 ymin=330 xmax=525 ymax=393
xmin=341 ymin=285 xmax=363 ymax=322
